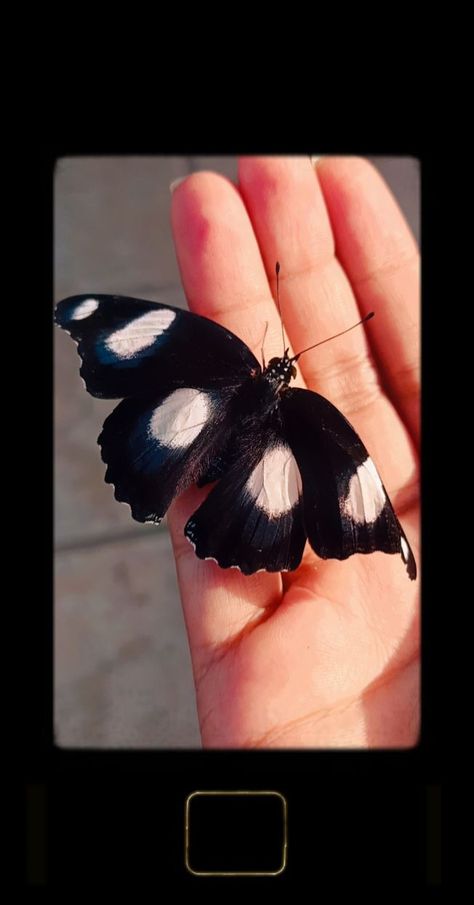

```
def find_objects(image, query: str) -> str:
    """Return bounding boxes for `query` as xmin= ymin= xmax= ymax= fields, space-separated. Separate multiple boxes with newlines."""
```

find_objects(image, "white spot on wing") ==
xmin=246 ymin=444 xmax=302 ymax=517
xmin=343 ymin=457 xmax=386 ymax=524
xmin=106 ymin=308 xmax=176 ymax=358
xmin=400 ymin=536 xmax=409 ymax=562
xmin=148 ymin=388 xmax=210 ymax=449
xmin=73 ymin=298 xmax=99 ymax=320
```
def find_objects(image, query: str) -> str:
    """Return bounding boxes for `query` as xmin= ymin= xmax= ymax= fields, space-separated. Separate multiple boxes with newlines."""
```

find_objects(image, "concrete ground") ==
xmin=54 ymin=156 xmax=420 ymax=748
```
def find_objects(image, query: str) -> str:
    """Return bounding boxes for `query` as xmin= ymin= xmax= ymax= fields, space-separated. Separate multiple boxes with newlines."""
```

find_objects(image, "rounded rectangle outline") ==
xmin=185 ymin=789 xmax=287 ymax=877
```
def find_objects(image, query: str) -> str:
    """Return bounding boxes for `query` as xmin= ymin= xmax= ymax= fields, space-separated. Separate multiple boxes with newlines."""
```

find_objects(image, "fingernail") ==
xmin=169 ymin=176 xmax=187 ymax=194
xmin=310 ymin=156 xmax=323 ymax=168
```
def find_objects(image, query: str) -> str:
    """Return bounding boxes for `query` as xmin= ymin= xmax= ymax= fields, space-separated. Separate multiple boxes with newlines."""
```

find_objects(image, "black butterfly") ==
xmin=55 ymin=285 xmax=416 ymax=580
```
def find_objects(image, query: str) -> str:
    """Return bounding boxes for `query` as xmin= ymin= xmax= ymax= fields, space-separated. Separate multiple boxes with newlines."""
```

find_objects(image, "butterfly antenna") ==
xmin=291 ymin=311 xmax=375 ymax=362
xmin=275 ymin=261 xmax=286 ymax=356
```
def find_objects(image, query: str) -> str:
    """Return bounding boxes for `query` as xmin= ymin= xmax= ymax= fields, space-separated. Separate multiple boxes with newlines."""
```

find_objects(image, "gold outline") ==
xmin=185 ymin=790 xmax=287 ymax=877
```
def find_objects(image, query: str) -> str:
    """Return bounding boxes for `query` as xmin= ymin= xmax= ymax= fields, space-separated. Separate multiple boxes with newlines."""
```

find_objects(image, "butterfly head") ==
xmin=263 ymin=349 xmax=297 ymax=387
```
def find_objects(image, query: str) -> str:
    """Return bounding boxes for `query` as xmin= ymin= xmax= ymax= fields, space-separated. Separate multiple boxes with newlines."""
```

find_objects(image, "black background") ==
xmin=23 ymin=145 xmax=441 ymax=893
xmin=26 ymin=751 xmax=439 ymax=889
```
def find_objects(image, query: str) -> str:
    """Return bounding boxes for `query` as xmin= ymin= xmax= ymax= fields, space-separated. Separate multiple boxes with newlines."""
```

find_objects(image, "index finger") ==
xmin=170 ymin=171 xmax=299 ymax=368
xmin=168 ymin=171 xmax=290 ymax=660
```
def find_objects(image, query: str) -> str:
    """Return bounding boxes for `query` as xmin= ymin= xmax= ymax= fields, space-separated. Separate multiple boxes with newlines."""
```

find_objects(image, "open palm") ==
xmin=168 ymin=156 xmax=419 ymax=748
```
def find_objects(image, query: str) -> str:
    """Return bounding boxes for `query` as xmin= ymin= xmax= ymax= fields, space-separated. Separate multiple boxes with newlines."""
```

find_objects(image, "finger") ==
xmin=168 ymin=172 xmax=285 ymax=665
xmin=316 ymin=156 xmax=420 ymax=445
xmin=238 ymin=156 xmax=417 ymax=498
xmin=170 ymin=171 xmax=300 ymax=368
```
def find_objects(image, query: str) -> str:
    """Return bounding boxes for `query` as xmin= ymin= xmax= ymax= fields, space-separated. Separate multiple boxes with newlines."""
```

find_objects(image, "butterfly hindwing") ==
xmin=55 ymin=294 xmax=261 ymax=398
xmin=185 ymin=414 xmax=307 ymax=574
xmin=280 ymin=388 xmax=416 ymax=579
xmin=98 ymin=386 xmax=235 ymax=523
xmin=196 ymin=432 xmax=239 ymax=487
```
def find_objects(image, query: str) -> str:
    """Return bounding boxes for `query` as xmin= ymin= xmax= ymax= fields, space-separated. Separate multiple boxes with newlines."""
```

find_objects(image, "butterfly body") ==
xmin=262 ymin=355 xmax=297 ymax=389
xmin=55 ymin=293 xmax=416 ymax=580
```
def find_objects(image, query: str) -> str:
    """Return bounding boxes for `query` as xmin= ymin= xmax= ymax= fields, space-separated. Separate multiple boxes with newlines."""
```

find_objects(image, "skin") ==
xmin=167 ymin=156 xmax=420 ymax=749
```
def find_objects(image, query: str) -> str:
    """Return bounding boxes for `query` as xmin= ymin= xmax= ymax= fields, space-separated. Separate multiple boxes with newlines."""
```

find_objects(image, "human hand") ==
xmin=167 ymin=156 xmax=419 ymax=748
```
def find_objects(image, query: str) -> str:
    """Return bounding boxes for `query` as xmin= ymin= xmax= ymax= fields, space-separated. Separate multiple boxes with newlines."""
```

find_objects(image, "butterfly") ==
xmin=55 ymin=270 xmax=416 ymax=581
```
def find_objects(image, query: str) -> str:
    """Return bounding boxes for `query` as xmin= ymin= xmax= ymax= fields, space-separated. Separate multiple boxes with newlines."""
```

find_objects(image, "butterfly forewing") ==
xmin=55 ymin=294 xmax=261 ymax=398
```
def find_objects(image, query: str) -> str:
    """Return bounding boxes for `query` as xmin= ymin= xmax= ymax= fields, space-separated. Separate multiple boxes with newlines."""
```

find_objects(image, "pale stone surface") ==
xmin=55 ymin=531 xmax=200 ymax=748
xmin=54 ymin=156 xmax=189 ymax=300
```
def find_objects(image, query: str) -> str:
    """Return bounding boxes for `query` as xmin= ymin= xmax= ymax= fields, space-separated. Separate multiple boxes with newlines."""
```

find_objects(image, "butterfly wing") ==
xmin=184 ymin=413 xmax=307 ymax=574
xmin=56 ymin=293 xmax=260 ymax=524
xmin=98 ymin=386 xmax=238 ymax=523
xmin=55 ymin=294 xmax=261 ymax=398
xmin=280 ymin=388 xmax=416 ymax=579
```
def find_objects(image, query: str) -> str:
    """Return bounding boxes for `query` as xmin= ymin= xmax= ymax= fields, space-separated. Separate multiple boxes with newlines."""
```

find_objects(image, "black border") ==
xmin=25 ymin=148 xmax=440 ymax=891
